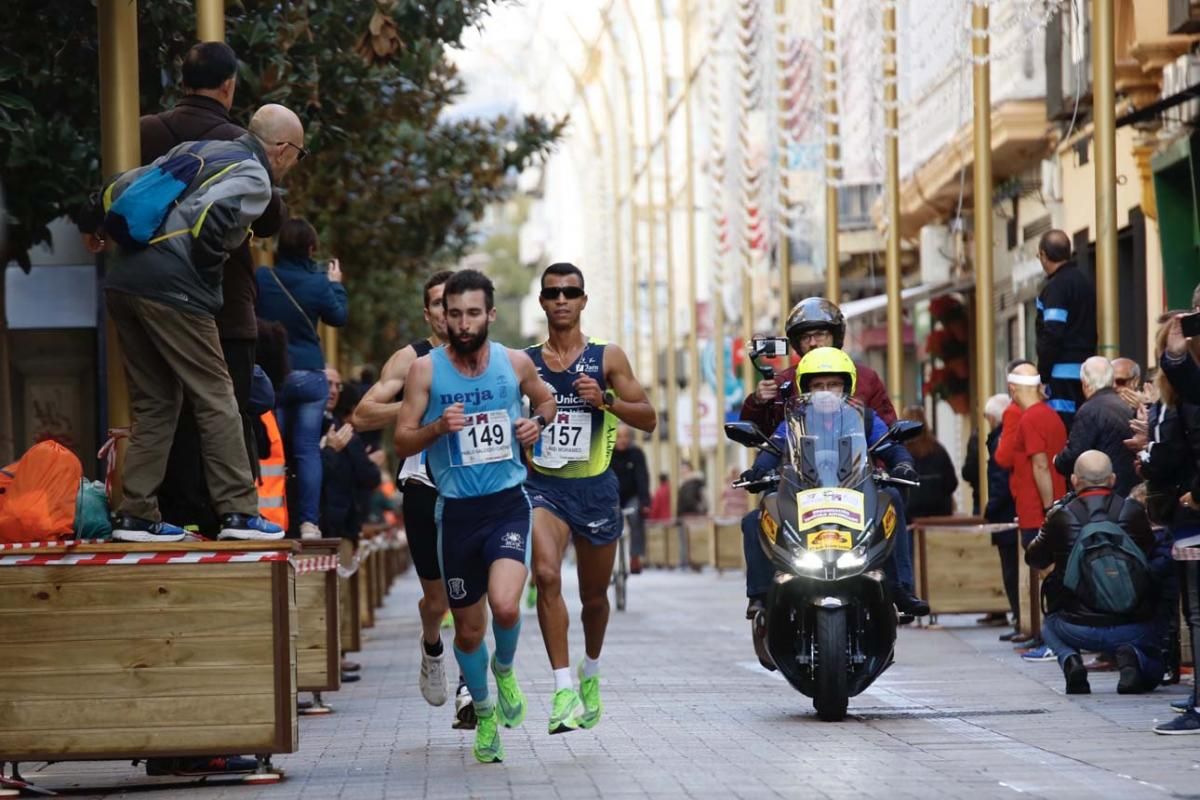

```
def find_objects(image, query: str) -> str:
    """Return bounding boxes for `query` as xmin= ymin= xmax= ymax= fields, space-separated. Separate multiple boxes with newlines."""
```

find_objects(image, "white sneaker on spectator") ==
xmin=419 ymin=634 xmax=449 ymax=706
xmin=299 ymin=522 xmax=322 ymax=540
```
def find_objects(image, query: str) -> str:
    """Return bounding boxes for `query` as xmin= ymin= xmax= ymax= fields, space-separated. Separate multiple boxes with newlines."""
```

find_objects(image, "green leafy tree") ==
xmin=1 ymin=0 xmax=563 ymax=365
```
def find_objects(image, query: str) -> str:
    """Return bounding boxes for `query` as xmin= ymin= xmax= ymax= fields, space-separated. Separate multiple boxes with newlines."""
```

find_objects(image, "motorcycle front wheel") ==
xmin=813 ymin=607 xmax=849 ymax=721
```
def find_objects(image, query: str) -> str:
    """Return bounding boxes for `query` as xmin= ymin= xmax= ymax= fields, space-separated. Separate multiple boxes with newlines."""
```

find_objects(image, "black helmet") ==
xmin=785 ymin=297 xmax=846 ymax=351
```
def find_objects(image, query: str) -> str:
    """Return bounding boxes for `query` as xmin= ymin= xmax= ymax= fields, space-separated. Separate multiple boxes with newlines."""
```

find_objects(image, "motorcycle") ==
xmin=725 ymin=393 xmax=922 ymax=721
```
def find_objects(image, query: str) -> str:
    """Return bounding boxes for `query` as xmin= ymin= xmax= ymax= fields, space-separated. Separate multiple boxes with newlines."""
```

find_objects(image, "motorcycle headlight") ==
xmin=836 ymin=546 xmax=867 ymax=570
xmin=794 ymin=550 xmax=824 ymax=571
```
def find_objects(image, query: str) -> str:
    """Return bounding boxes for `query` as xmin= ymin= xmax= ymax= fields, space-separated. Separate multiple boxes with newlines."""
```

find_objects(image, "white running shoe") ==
xmin=299 ymin=521 xmax=322 ymax=540
xmin=419 ymin=634 xmax=449 ymax=706
xmin=453 ymin=681 xmax=477 ymax=730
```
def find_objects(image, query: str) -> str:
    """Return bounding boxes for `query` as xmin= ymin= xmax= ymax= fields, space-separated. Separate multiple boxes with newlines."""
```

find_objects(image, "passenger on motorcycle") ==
xmin=740 ymin=348 xmax=928 ymax=617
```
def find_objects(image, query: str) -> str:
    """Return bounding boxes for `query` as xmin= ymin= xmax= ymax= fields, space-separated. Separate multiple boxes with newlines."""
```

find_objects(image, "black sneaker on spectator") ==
xmin=1115 ymin=646 xmax=1145 ymax=694
xmin=1155 ymin=709 xmax=1200 ymax=734
xmin=341 ymin=671 xmax=361 ymax=683
xmin=999 ymin=629 xmax=1020 ymax=642
xmin=217 ymin=513 xmax=285 ymax=541
xmin=976 ymin=612 xmax=1009 ymax=627
xmin=112 ymin=514 xmax=186 ymax=543
xmin=1063 ymin=654 xmax=1090 ymax=694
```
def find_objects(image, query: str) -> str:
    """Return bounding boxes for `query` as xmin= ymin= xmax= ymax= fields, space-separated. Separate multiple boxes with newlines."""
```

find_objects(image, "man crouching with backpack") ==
xmin=1026 ymin=450 xmax=1161 ymax=695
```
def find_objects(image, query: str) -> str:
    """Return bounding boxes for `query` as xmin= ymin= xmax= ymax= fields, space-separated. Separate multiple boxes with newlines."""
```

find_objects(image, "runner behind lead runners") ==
xmin=349 ymin=270 xmax=476 ymax=727
xmin=526 ymin=262 xmax=657 ymax=734
xmin=394 ymin=269 xmax=556 ymax=764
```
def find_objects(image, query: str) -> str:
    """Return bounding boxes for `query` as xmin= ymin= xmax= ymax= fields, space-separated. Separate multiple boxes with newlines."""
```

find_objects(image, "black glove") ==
xmin=740 ymin=466 xmax=769 ymax=484
xmin=891 ymin=462 xmax=919 ymax=483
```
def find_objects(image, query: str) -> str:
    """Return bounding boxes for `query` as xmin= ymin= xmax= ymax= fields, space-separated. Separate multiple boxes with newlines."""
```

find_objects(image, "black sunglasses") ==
xmin=279 ymin=141 xmax=309 ymax=161
xmin=540 ymin=286 xmax=585 ymax=300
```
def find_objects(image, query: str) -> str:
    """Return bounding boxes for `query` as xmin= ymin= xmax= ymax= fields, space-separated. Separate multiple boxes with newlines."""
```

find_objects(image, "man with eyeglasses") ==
xmin=526 ymin=262 xmax=657 ymax=735
xmin=1035 ymin=229 xmax=1097 ymax=430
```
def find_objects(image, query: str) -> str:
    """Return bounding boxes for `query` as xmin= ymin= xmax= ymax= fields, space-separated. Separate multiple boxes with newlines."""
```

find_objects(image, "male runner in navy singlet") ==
xmin=526 ymin=263 xmax=657 ymax=733
xmin=394 ymin=269 xmax=556 ymax=764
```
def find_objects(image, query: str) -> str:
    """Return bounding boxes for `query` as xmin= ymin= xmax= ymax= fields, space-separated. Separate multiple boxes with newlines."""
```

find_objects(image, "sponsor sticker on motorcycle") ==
xmin=795 ymin=488 xmax=865 ymax=533
xmin=760 ymin=508 xmax=779 ymax=545
xmin=882 ymin=505 xmax=897 ymax=539
xmin=807 ymin=529 xmax=853 ymax=551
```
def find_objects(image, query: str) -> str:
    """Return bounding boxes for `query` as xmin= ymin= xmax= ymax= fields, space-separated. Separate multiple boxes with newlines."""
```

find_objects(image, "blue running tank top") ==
xmin=527 ymin=338 xmax=617 ymax=479
xmin=420 ymin=342 xmax=526 ymax=499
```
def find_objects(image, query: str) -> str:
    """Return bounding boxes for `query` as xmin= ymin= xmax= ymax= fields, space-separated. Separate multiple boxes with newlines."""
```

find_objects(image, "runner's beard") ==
xmin=450 ymin=323 xmax=489 ymax=355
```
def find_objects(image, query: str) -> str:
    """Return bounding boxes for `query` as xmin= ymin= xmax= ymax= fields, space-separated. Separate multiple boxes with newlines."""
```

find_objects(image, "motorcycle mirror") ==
xmin=888 ymin=420 xmax=924 ymax=442
xmin=724 ymin=422 xmax=782 ymax=456
xmin=867 ymin=420 xmax=924 ymax=456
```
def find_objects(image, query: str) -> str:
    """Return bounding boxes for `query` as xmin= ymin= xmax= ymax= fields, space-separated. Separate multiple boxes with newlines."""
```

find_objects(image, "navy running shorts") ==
xmin=527 ymin=471 xmax=623 ymax=545
xmin=437 ymin=485 xmax=532 ymax=609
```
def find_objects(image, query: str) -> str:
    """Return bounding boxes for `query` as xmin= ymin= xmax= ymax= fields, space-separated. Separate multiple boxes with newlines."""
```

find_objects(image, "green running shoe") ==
xmin=473 ymin=707 xmax=504 ymax=763
xmin=548 ymin=687 xmax=584 ymax=734
xmin=576 ymin=662 xmax=603 ymax=729
xmin=525 ymin=583 xmax=538 ymax=608
xmin=491 ymin=658 xmax=527 ymax=729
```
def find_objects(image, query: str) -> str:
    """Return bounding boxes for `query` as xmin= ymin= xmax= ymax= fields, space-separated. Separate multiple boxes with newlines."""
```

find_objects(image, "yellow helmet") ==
xmin=796 ymin=347 xmax=857 ymax=396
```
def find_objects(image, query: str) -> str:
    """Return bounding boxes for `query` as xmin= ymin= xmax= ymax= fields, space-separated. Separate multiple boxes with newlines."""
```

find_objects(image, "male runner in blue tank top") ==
xmin=351 ymin=270 xmax=476 ymax=729
xmin=394 ymin=269 xmax=556 ymax=764
xmin=527 ymin=263 xmax=657 ymax=734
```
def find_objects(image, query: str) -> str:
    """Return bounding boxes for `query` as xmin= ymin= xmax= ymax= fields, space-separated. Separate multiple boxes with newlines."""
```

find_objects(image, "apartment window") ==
xmin=837 ymin=184 xmax=882 ymax=231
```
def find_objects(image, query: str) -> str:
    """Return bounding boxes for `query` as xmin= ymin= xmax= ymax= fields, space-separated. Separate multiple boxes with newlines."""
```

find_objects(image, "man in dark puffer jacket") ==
xmin=1054 ymin=357 xmax=1136 ymax=495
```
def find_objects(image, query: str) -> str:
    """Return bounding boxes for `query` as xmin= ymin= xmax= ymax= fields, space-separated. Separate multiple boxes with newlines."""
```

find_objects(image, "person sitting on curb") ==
xmin=1026 ymin=450 xmax=1160 ymax=695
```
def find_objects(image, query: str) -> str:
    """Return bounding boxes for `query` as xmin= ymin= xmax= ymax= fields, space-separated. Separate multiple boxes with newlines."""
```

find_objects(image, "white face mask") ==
xmin=810 ymin=390 xmax=843 ymax=413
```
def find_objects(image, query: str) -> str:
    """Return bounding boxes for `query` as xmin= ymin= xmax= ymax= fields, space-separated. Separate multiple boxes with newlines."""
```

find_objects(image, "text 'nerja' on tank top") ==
xmin=420 ymin=341 xmax=526 ymax=499
xmin=397 ymin=339 xmax=435 ymax=488
xmin=526 ymin=338 xmax=618 ymax=479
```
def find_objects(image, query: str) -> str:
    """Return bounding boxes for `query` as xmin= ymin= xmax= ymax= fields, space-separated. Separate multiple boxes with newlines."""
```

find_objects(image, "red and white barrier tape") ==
xmin=290 ymin=554 xmax=340 ymax=575
xmin=0 ymin=540 xmax=75 ymax=551
xmin=97 ymin=427 xmax=130 ymax=497
xmin=0 ymin=550 xmax=288 ymax=567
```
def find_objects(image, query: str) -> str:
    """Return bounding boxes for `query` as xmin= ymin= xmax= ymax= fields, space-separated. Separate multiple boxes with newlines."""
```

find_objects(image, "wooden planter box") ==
xmin=645 ymin=522 xmax=669 ymax=567
xmin=295 ymin=540 xmax=341 ymax=694
xmin=681 ymin=516 xmax=714 ymax=569
xmin=713 ymin=517 xmax=746 ymax=572
xmin=665 ymin=520 xmax=681 ymax=567
xmin=912 ymin=518 xmax=1010 ymax=616
xmin=339 ymin=539 xmax=361 ymax=654
xmin=0 ymin=542 xmax=297 ymax=762
xmin=1018 ymin=543 xmax=1044 ymax=640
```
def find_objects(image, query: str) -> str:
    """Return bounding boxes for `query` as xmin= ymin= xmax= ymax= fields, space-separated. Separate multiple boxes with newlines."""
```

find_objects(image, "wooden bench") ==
xmin=911 ymin=517 xmax=1011 ymax=618
xmin=0 ymin=541 xmax=296 ymax=784
xmin=295 ymin=540 xmax=342 ymax=714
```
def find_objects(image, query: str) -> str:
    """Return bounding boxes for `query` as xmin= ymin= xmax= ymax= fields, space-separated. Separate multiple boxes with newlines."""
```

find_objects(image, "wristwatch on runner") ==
xmin=532 ymin=414 xmax=549 ymax=430
xmin=602 ymin=388 xmax=617 ymax=409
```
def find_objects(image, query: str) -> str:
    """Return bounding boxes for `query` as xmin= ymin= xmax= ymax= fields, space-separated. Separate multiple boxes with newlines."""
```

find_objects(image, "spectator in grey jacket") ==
xmin=1054 ymin=356 xmax=1136 ymax=495
xmin=104 ymin=104 xmax=306 ymax=543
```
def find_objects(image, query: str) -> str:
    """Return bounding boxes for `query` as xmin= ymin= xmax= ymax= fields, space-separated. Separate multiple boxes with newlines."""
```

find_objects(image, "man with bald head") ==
xmin=1027 ymin=450 xmax=1159 ymax=695
xmin=1035 ymin=229 xmax=1096 ymax=430
xmin=103 ymin=102 xmax=306 ymax=545
xmin=1054 ymin=356 xmax=1135 ymax=494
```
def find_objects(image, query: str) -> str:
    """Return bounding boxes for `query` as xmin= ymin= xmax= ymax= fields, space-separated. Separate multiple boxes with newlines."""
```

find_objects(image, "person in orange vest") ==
xmin=258 ymin=410 xmax=288 ymax=530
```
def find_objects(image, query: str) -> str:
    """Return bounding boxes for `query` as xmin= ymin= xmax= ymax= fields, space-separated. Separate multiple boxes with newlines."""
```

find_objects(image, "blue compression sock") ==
xmin=454 ymin=642 xmax=491 ymax=711
xmin=492 ymin=617 xmax=522 ymax=671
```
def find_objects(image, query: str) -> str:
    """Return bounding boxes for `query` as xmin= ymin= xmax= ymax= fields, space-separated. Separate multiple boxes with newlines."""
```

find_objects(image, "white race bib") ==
xmin=535 ymin=409 xmax=592 ymax=466
xmin=451 ymin=409 xmax=513 ymax=467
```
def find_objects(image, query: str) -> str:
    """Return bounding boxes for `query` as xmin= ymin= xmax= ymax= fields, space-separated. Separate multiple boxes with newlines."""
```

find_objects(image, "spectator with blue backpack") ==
xmin=1026 ymin=450 xmax=1160 ymax=696
xmin=102 ymin=104 xmax=307 ymax=543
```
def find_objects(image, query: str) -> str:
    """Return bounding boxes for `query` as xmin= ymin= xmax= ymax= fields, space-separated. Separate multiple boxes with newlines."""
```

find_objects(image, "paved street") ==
xmin=18 ymin=566 xmax=1200 ymax=800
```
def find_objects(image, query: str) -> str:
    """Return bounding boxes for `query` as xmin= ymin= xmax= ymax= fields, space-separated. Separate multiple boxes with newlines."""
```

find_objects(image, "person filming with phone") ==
xmin=256 ymin=217 xmax=349 ymax=538
xmin=1161 ymin=285 xmax=1200 ymax=406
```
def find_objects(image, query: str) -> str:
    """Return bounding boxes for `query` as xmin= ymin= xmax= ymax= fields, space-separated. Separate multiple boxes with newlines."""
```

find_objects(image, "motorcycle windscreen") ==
xmin=783 ymin=393 xmax=870 ymax=489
